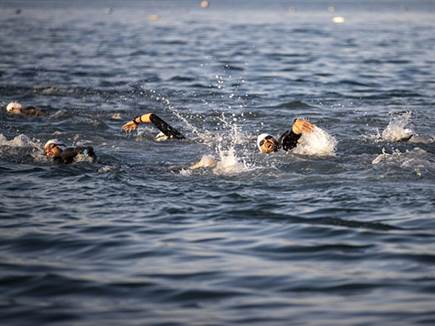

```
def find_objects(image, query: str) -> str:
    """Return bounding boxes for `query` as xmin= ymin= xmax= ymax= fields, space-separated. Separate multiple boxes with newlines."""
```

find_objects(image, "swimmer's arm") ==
xmin=122 ymin=113 xmax=185 ymax=139
xmin=121 ymin=113 xmax=153 ymax=133
xmin=278 ymin=119 xmax=314 ymax=151
xmin=278 ymin=130 xmax=300 ymax=151
xmin=59 ymin=147 xmax=78 ymax=164
xmin=149 ymin=114 xmax=185 ymax=140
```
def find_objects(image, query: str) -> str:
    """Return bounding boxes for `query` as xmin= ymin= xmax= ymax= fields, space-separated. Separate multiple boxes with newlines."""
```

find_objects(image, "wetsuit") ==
xmin=134 ymin=113 xmax=185 ymax=140
xmin=278 ymin=130 xmax=302 ymax=151
xmin=22 ymin=106 xmax=45 ymax=117
xmin=54 ymin=146 xmax=96 ymax=164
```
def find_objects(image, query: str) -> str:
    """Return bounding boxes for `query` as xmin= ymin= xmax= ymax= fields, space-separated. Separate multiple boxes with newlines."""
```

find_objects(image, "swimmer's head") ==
xmin=6 ymin=101 xmax=23 ymax=114
xmin=257 ymin=133 xmax=278 ymax=154
xmin=44 ymin=139 xmax=65 ymax=158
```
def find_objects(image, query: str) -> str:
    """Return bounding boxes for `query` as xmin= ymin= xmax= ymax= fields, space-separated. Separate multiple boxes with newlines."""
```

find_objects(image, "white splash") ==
xmin=381 ymin=112 xmax=414 ymax=142
xmin=179 ymin=168 xmax=192 ymax=176
xmin=292 ymin=126 xmax=337 ymax=156
xmin=184 ymin=113 xmax=254 ymax=176
xmin=186 ymin=144 xmax=252 ymax=176
xmin=212 ymin=146 xmax=250 ymax=176
xmin=211 ymin=115 xmax=254 ymax=175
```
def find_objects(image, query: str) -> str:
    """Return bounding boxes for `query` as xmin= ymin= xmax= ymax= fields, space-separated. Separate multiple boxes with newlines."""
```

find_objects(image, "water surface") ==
xmin=1 ymin=1 xmax=435 ymax=325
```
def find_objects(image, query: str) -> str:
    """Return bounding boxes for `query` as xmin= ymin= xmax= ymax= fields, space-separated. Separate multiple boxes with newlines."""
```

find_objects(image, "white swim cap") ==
xmin=6 ymin=101 xmax=22 ymax=112
xmin=257 ymin=133 xmax=273 ymax=150
xmin=44 ymin=139 xmax=66 ymax=151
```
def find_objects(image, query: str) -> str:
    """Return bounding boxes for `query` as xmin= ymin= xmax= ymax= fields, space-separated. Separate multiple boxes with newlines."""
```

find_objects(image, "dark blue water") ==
xmin=1 ymin=1 xmax=435 ymax=325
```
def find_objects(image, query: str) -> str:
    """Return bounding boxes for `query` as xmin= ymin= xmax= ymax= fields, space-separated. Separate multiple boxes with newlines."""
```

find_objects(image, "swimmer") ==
xmin=122 ymin=113 xmax=185 ymax=140
xmin=6 ymin=101 xmax=45 ymax=116
xmin=44 ymin=139 xmax=96 ymax=164
xmin=257 ymin=118 xmax=314 ymax=153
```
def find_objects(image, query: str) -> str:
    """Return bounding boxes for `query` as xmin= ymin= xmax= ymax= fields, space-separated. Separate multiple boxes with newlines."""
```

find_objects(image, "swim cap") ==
xmin=6 ymin=101 xmax=22 ymax=112
xmin=257 ymin=133 xmax=279 ymax=154
xmin=44 ymin=139 xmax=66 ymax=151
xmin=257 ymin=133 xmax=273 ymax=150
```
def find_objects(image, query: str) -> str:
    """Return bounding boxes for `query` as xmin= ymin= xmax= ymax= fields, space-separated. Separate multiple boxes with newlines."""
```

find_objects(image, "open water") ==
xmin=1 ymin=1 xmax=435 ymax=325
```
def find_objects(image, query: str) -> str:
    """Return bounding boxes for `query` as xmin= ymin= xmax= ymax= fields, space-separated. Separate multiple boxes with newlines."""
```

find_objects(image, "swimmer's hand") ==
xmin=122 ymin=113 xmax=153 ymax=133
xmin=122 ymin=120 xmax=139 ymax=133
xmin=292 ymin=119 xmax=315 ymax=135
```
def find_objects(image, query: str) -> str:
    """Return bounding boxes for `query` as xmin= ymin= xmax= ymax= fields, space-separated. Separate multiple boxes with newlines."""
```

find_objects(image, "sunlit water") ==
xmin=1 ymin=1 xmax=435 ymax=325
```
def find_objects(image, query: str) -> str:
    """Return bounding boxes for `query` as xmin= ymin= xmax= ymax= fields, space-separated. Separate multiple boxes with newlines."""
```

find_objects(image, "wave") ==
xmin=273 ymin=100 xmax=315 ymax=110
xmin=0 ymin=134 xmax=46 ymax=163
xmin=372 ymin=147 xmax=434 ymax=176
xmin=0 ymin=134 xmax=38 ymax=148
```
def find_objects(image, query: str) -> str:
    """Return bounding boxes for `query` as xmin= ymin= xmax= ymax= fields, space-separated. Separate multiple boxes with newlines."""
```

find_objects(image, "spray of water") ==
xmin=292 ymin=126 xmax=337 ymax=156
xmin=210 ymin=113 xmax=256 ymax=175
xmin=381 ymin=111 xmax=414 ymax=142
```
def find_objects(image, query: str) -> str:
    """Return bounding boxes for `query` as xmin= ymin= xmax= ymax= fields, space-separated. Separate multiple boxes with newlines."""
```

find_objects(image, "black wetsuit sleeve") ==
xmin=278 ymin=130 xmax=301 ymax=152
xmin=59 ymin=146 xmax=96 ymax=164
xmin=149 ymin=114 xmax=185 ymax=140
xmin=58 ymin=148 xmax=77 ymax=164
xmin=23 ymin=106 xmax=45 ymax=116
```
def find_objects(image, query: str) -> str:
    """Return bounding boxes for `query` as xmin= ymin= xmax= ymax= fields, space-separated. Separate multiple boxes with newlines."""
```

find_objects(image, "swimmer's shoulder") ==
xmin=60 ymin=146 xmax=96 ymax=164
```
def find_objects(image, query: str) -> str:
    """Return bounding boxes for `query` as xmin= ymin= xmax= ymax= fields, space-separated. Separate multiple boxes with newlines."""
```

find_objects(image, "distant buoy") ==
xmin=148 ymin=15 xmax=160 ymax=22
xmin=332 ymin=16 xmax=345 ymax=24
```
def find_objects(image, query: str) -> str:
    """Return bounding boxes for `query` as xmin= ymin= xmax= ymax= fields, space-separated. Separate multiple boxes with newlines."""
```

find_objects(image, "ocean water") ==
xmin=1 ymin=1 xmax=435 ymax=325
